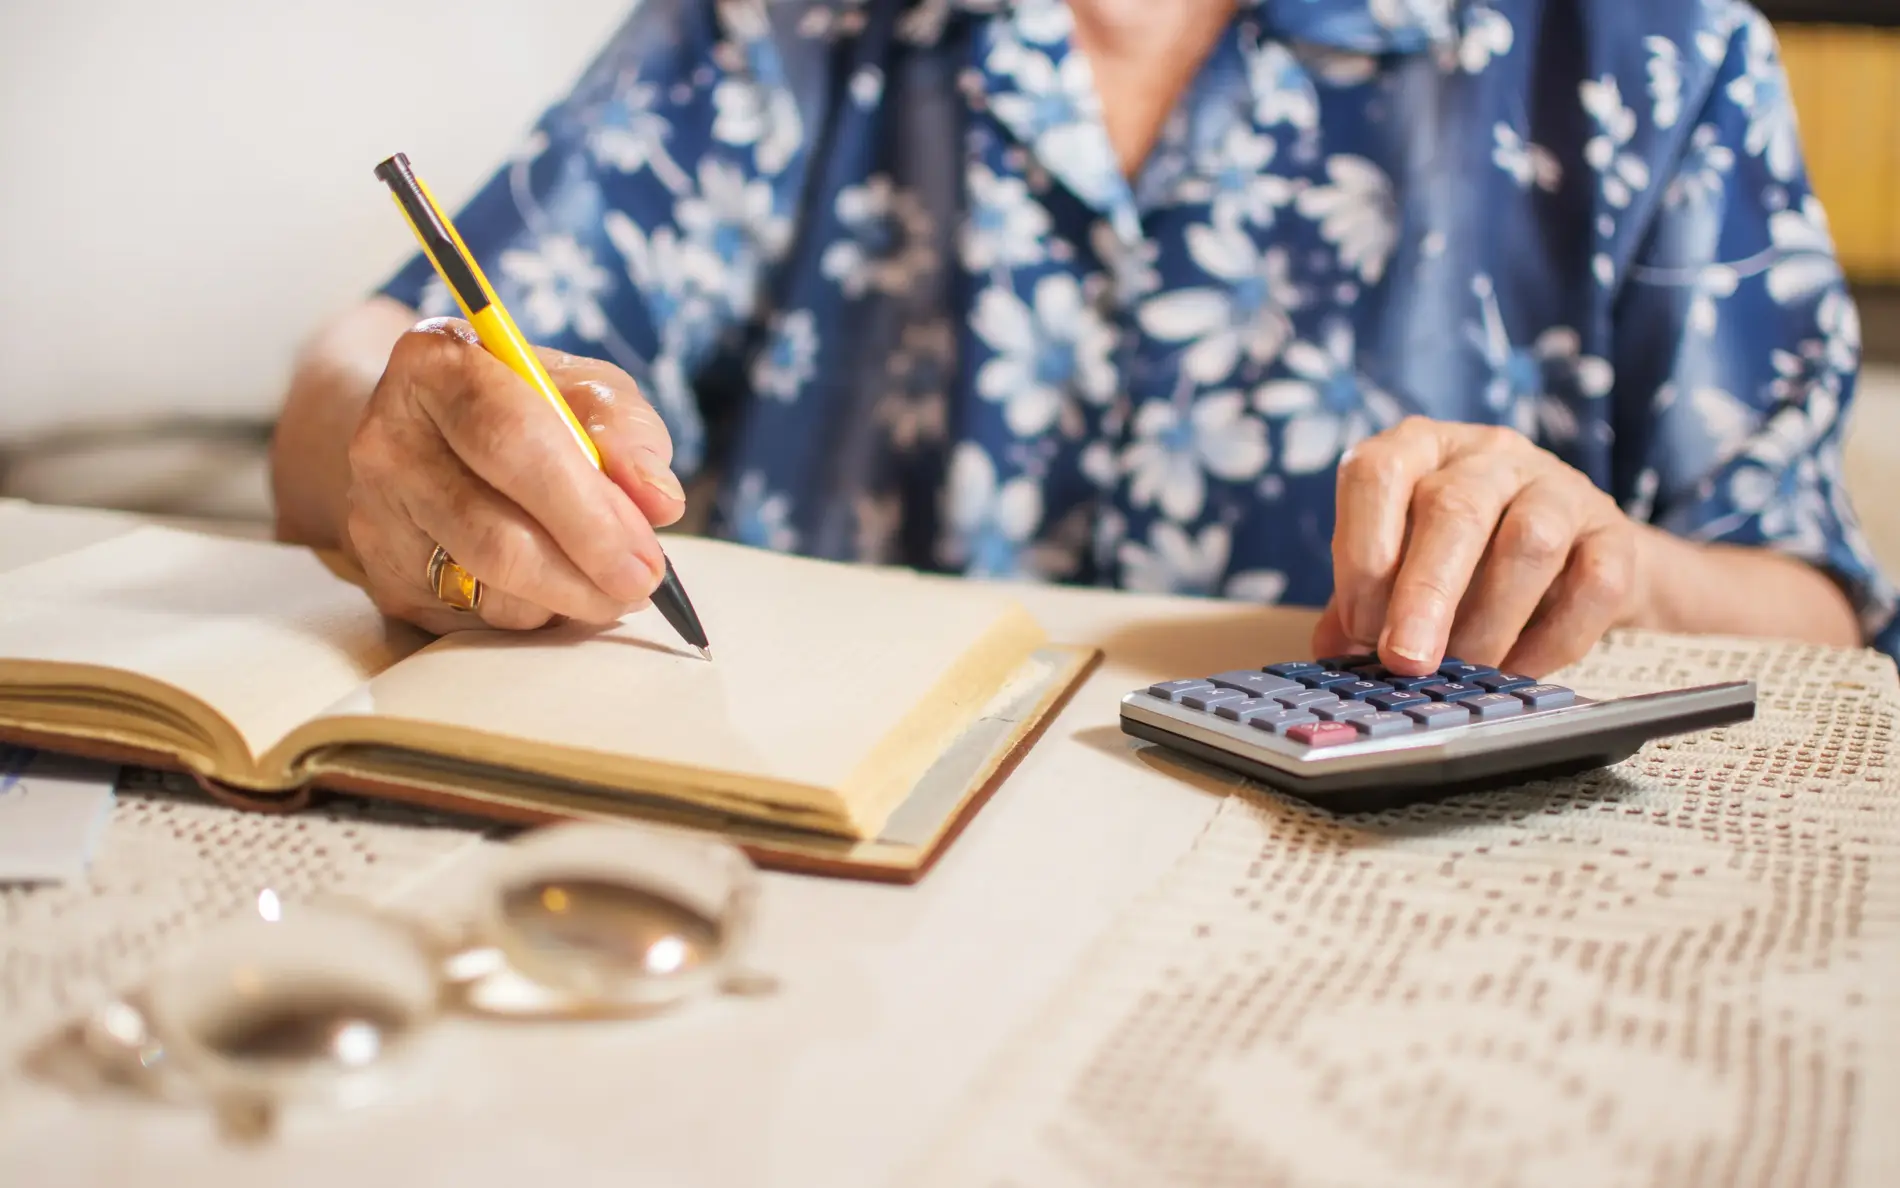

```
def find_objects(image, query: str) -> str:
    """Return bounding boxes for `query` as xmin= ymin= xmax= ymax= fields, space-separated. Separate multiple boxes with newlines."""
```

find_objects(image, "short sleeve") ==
xmin=377 ymin=0 xmax=807 ymax=477
xmin=1613 ymin=8 xmax=1899 ymax=657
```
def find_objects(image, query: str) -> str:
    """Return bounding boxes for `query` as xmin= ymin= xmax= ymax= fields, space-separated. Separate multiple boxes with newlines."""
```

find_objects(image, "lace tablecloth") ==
xmin=0 ymin=777 xmax=492 ymax=1061
xmin=913 ymin=633 xmax=1900 ymax=1187
xmin=3 ymin=630 xmax=1897 ymax=1187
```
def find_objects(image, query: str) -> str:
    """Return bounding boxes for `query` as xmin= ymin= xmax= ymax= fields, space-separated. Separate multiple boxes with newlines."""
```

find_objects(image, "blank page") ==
xmin=0 ymin=526 xmax=423 ymax=762
xmin=338 ymin=535 xmax=1044 ymax=815
xmin=0 ymin=501 xmax=144 ymax=576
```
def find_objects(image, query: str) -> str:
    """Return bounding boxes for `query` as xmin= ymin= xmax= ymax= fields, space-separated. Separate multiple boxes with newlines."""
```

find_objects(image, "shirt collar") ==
xmin=1251 ymin=0 xmax=1460 ymax=54
xmin=941 ymin=0 xmax=1461 ymax=54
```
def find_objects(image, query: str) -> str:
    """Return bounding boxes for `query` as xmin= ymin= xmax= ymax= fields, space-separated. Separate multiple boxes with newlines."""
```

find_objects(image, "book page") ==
xmin=0 ymin=500 xmax=144 ymax=576
xmin=324 ymin=535 xmax=1045 ymax=825
xmin=0 ymin=525 xmax=424 ymax=767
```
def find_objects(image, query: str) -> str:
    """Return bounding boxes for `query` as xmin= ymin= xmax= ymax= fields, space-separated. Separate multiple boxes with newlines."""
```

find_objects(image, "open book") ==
xmin=0 ymin=503 xmax=1095 ymax=881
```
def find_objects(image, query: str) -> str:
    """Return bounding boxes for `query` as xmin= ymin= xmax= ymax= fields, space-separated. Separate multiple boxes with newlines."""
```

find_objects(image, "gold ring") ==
xmin=426 ymin=544 xmax=483 ymax=613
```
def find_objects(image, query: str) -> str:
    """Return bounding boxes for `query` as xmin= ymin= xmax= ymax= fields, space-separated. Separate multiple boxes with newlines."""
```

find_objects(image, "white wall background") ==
xmin=0 ymin=0 xmax=635 ymax=438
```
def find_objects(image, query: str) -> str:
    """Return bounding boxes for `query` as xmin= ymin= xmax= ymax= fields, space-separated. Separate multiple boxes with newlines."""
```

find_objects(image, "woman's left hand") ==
xmin=1315 ymin=417 xmax=1644 ymax=678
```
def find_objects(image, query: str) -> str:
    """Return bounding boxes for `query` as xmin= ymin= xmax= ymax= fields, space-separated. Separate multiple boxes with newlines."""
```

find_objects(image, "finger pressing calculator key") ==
xmin=1120 ymin=655 xmax=1756 ymax=813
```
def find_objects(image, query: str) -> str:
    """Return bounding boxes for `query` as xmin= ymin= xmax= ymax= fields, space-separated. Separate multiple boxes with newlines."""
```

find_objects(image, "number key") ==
xmin=1265 ymin=661 xmax=1322 ymax=678
xmin=1438 ymin=660 xmax=1496 ymax=682
xmin=1298 ymin=669 xmax=1360 ymax=689
xmin=1337 ymin=679 xmax=1394 ymax=700
xmin=1473 ymin=672 xmax=1535 ymax=693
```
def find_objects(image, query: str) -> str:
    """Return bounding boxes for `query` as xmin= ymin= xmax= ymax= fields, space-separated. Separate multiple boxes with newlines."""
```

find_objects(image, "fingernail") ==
xmin=1384 ymin=623 xmax=1434 ymax=665
xmin=634 ymin=448 xmax=685 ymax=502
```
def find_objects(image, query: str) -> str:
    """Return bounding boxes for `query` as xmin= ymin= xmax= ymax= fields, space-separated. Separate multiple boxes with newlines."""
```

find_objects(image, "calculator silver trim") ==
xmin=1119 ymin=680 xmax=1756 ymax=776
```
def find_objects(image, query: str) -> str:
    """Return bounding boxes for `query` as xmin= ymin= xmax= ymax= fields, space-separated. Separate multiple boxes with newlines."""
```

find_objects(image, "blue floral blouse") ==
xmin=381 ymin=0 xmax=1900 ymax=658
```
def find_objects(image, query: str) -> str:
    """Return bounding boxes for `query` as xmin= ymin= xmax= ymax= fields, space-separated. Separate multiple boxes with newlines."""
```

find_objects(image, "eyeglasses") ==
xmin=71 ymin=821 xmax=771 ymax=1139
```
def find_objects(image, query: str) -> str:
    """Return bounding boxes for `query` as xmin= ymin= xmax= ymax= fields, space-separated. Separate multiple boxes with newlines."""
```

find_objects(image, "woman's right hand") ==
xmin=342 ymin=317 xmax=685 ymax=634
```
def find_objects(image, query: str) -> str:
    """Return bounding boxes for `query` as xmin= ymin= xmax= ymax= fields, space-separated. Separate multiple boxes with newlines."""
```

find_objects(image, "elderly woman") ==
xmin=269 ymin=0 xmax=1892 ymax=677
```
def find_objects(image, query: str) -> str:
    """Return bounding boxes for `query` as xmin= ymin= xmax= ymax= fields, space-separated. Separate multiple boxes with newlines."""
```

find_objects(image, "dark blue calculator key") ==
xmin=1406 ymin=702 xmax=1474 ymax=730
xmin=1438 ymin=660 xmax=1496 ymax=682
xmin=1463 ymin=693 xmax=1525 ymax=720
xmin=1419 ymin=681 xmax=1484 ymax=703
xmin=1318 ymin=653 xmax=1380 ymax=671
xmin=1513 ymin=683 xmax=1577 ymax=710
xmin=1366 ymin=690 xmax=1430 ymax=712
xmin=1246 ymin=708 xmax=1318 ymax=735
xmin=1352 ymin=711 xmax=1417 ymax=738
xmin=1336 ymin=679 xmax=1393 ymax=700
xmin=1297 ymin=669 xmax=1359 ymax=689
xmin=1312 ymin=701 xmax=1377 ymax=722
xmin=1473 ymin=672 xmax=1535 ymax=693
xmin=1274 ymin=687 xmax=1340 ymax=709
xmin=1148 ymin=679 xmax=1216 ymax=701
xmin=1264 ymin=661 xmax=1322 ymax=678
xmin=1180 ymin=688 xmax=1249 ymax=711
xmin=1378 ymin=673 xmax=1443 ymax=691
xmin=1208 ymin=670 xmax=1302 ymax=698
xmin=1214 ymin=696 xmax=1287 ymax=722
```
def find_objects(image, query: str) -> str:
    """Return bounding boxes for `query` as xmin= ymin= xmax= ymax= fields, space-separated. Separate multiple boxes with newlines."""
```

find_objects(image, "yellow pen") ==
xmin=374 ymin=152 xmax=710 ymax=658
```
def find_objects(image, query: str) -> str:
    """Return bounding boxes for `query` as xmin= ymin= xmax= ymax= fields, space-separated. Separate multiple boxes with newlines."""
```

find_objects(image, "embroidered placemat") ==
xmin=915 ymin=632 xmax=1900 ymax=1187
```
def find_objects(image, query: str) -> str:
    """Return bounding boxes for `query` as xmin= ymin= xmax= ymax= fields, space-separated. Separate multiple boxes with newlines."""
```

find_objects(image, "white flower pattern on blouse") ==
xmin=378 ymin=0 xmax=1900 ymax=659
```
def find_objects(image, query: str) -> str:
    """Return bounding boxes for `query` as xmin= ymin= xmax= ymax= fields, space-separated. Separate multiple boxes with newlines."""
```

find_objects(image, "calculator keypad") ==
xmin=1147 ymin=658 xmax=1581 ymax=748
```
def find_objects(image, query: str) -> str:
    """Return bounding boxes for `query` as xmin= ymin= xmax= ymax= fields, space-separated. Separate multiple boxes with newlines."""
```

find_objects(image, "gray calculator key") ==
xmin=1353 ymin=711 xmax=1417 ymax=737
xmin=1148 ymin=679 xmax=1216 ymax=701
xmin=1406 ymin=702 xmax=1473 ymax=730
xmin=1463 ymin=692 xmax=1525 ymax=720
xmin=1215 ymin=696 xmax=1287 ymax=722
xmin=1312 ymin=701 xmax=1377 ymax=722
xmin=1274 ymin=688 xmax=1338 ymax=708
xmin=1513 ymin=683 xmax=1576 ymax=710
xmin=1208 ymin=671 xmax=1301 ymax=698
xmin=1181 ymin=688 xmax=1249 ymax=711
xmin=1245 ymin=708 xmax=1318 ymax=734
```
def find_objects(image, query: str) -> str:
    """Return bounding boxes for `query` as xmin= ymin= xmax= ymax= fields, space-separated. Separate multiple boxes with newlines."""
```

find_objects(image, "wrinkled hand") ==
xmin=1315 ymin=417 xmax=1642 ymax=677
xmin=344 ymin=318 xmax=684 ymax=634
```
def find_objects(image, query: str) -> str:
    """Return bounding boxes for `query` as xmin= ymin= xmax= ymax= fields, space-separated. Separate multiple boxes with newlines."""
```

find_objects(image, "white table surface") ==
xmin=0 ymin=560 xmax=1317 ymax=1188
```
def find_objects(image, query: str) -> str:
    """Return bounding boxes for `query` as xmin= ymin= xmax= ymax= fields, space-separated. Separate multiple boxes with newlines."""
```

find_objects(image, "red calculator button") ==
xmin=1285 ymin=721 xmax=1359 ymax=748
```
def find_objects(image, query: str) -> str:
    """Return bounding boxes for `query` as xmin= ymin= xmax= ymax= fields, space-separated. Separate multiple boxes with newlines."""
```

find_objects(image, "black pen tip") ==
xmin=650 ymin=553 xmax=711 ymax=655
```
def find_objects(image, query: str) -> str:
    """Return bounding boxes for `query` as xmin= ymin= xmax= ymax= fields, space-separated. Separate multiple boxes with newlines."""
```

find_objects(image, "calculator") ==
xmin=1120 ymin=654 xmax=1756 ymax=813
